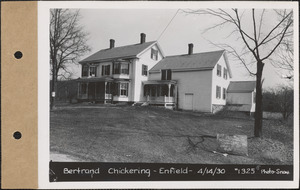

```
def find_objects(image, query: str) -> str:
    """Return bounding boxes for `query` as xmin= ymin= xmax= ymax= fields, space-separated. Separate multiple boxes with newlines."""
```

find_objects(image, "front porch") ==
xmin=77 ymin=77 xmax=114 ymax=103
xmin=143 ymin=80 xmax=177 ymax=109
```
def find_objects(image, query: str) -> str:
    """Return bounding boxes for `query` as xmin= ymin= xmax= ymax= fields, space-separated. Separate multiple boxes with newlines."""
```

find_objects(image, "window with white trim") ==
xmin=161 ymin=69 xmax=172 ymax=80
xmin=216 ymin=86 xmax=221 ymax=99
xmin=223 ymin=68 xmax=228 ymax=79
xmin=89 ymin=66 xmax=97 ymax=77
xmin=142 ymin=65 xmax=148 ymax=76
xmin=151 ymin=48 xmax=158 ymax=60
xmin=120 ymin=83 xmax=129 ymax=96
xmin=217 ymin=64 xmax=222 ymax=77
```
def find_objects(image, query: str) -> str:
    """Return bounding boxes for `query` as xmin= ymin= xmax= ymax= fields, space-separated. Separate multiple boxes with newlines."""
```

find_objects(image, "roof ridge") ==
xmin=100 ymin=41 xmax=156 ymax=51
xmin=165 ymin=49 xmax=225 ymax=58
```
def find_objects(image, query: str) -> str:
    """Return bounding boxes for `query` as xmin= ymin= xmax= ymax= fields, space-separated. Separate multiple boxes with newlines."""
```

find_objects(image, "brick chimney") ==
xmin=188 ymin=43 xmax=194 ymax=55
xmin=140 ymin=33 xmax=146 ymax=44
xmin=110 ymin=39 xmax=115 ymax=49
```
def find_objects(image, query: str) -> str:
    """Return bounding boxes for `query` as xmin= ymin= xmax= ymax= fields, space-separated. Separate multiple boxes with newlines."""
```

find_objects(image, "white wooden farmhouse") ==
xmin=77 ymin=33 xmax=242 ymax=113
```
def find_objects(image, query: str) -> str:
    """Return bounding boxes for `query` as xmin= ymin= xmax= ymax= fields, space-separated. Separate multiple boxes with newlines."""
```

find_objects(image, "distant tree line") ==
xmin=263 ymin=86 xmax=293 ymax=120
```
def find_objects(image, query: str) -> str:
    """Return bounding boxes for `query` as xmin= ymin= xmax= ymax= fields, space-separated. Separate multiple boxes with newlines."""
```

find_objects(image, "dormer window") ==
xmin=151 ymin=48 xmax=158 ymax=60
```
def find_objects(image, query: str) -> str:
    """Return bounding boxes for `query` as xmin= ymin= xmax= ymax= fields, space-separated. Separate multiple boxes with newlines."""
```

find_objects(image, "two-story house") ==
xmin=77 ymin=33 xmax=233 ymax=113
xmin=146 ymin=44 xmax=232 ymax=112
xmin=77 ymin=33 xmax=164 ymax=103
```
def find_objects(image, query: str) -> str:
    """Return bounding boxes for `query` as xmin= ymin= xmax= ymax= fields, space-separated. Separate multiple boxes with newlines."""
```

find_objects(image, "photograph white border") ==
xmin=38 ymin=1 xmax=299 ymax=189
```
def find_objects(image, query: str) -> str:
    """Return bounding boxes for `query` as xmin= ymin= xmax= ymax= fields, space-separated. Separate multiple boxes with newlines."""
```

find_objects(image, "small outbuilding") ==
xmin=226 ymin=81 xmax=256 ymax=114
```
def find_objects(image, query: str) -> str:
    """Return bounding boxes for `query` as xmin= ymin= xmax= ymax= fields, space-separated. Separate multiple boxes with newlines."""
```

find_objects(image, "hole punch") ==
xmin=13 ymin=131 xmax=22 ymax=140
xmin=14 ymin=51 xmax=23 ymax=59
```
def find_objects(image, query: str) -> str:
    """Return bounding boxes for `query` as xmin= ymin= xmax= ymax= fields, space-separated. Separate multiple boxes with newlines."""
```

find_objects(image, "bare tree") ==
xmin=263 ymin=86 xmax=293 ymax=120
xmin=185 ymin=9 xmax=293 ymax=137
xmin=50 ymin=9 xmax=91 ymax=109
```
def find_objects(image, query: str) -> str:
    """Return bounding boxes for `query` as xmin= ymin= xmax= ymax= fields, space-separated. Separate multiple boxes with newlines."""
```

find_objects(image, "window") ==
xmin=223 ymin=68 xmax=228 ymax=79
xmin=113 ymin=63 xmax=129 ymax=75
xmin=89 ymin=66 xmax=97 ymax=77
xmin=121 ymin=64 xmax=129 ymax=74
xmin=161 ymin=69 xmax=172 ymax=80
xmin=120 ymin=83 xmax=128 ymax=96
xmin=113 ymin=62 xmax=120 ymax=74
xmin=216 ymin=86 xmax=221 ymax=99
xmin=102 ymin=65 xmax=110 ymax=76
xmin=223 ymin=88 xmax=226 ymax=100
xmin=82 ymin=65 xmax=89 ymax=77
xmin=217 ymin=64 xmax=222 ymax=77
xmin=142 ymin=65 xmax=148 ymax=76
xmin=151 ymin=48 xmax=158 ymax=60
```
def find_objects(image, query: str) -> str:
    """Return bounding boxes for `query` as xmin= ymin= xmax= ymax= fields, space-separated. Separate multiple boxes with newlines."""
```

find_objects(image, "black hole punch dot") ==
xmin=14 ymin=51 xmax=23 ymax=59
xmin=13 ymin=131 xmax=22 ymax=140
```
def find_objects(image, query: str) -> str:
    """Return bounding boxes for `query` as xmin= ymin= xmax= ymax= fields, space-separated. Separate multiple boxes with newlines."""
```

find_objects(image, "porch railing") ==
xmin=146 ymin=95 xmax=174 ymax=103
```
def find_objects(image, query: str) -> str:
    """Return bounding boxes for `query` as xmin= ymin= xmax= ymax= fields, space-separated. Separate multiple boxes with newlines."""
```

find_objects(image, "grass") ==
xmin=50 ymin=104 xmax=293 ymax=164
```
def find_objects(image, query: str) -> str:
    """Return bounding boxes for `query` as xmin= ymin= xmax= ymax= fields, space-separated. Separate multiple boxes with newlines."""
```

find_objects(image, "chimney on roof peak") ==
xmin=188 ymin=43 xmax=194 ymax=55
xmin=110 ymin=39 xmax=115 ymax=49
xmin=140 ymin=33 xmax=146 ymax=44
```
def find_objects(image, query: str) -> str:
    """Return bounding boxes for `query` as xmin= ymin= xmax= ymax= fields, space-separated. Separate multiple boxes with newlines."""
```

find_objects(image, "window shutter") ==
xmin=108 ymin=65 xmax=110 ymax=75
xmin=102 ymin=65 xmax=104 ymax=76
xmin=127 ymin=63 xmax=130 ymax=75
xmin=126 ymin=83 xmax=128 ymax=96
xmin=161 ymin=70 xmax=166 ymax=80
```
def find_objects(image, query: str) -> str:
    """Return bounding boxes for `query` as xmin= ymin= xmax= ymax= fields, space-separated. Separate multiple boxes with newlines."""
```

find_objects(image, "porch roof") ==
xmin=77 ymin=77 xmax=114 ymax=82
xmin=143 ymin=80 xmax=177 ymax=85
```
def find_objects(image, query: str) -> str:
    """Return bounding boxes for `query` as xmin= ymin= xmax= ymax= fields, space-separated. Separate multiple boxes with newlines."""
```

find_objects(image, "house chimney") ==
xmin=110 ymin=39 xmax=115 ymax=49
xmin=140 ymin=33 xmax=146 ymax=44
xmin=188 ymin=43 xmax=194 ymax=55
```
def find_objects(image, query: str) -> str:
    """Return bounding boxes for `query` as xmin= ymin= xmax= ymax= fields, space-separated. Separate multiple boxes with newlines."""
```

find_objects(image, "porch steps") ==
xmin=132 ymin=102 xmax=147 ymax=107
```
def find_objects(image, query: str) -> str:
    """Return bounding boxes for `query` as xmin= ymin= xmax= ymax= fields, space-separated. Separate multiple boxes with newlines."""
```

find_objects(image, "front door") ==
xmin=184 ymin=93 xmax=193 ymax=110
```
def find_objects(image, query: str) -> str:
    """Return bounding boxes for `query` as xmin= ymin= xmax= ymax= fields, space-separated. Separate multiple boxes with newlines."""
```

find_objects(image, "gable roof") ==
xmin=79 ymin=41 xmax=156 ymax=63
xmin=149 ymin=50 xmax=225 ymax=72
xmin=227 ymin=81 xmax=256 ymax=93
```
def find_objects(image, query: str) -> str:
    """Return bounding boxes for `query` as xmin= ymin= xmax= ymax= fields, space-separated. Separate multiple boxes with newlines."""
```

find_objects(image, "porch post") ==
xmin=86 ymin=83 xmax=89 ymax=98
xmin=104 ymin=82 xmax=107 ymax=103
xmin=77 ymin=82 xmax=80 ymax=98
xmin=168 ymin=83 xmax=171 ymax=98
xmin=95 ymin=82 xmax=97 ymax=100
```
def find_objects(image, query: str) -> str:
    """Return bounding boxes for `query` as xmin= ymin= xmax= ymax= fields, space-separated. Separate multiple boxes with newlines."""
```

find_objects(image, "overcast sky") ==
xmin=69 ymin=8 xmax=293 ymax=89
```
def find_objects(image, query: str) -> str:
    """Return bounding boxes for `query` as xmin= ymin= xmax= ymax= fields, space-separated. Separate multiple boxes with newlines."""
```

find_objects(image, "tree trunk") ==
xmin=254 ymin=61 xmax=264 ymax=137
xmin=50 ymin=59 xmax=57 ymax=110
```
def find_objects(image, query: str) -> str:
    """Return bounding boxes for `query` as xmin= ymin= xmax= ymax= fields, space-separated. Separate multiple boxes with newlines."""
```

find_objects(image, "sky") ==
xmin=67 ymin=8 xmax=294 ymax=89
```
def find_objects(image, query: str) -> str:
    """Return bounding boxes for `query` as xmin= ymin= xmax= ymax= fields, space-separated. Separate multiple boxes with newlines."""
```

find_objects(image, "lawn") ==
xmin=50 ymin=104 xmax=293 ymax=164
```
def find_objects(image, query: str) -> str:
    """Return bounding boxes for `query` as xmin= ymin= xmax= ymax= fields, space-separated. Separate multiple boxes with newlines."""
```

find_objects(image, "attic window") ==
xmin=151 ymin=48 xmax=158 ymax=60
xmin=223 ymin=68 xmax=228 ymax=79
xmin=217 ymin=64 xmax=222 ymax=77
